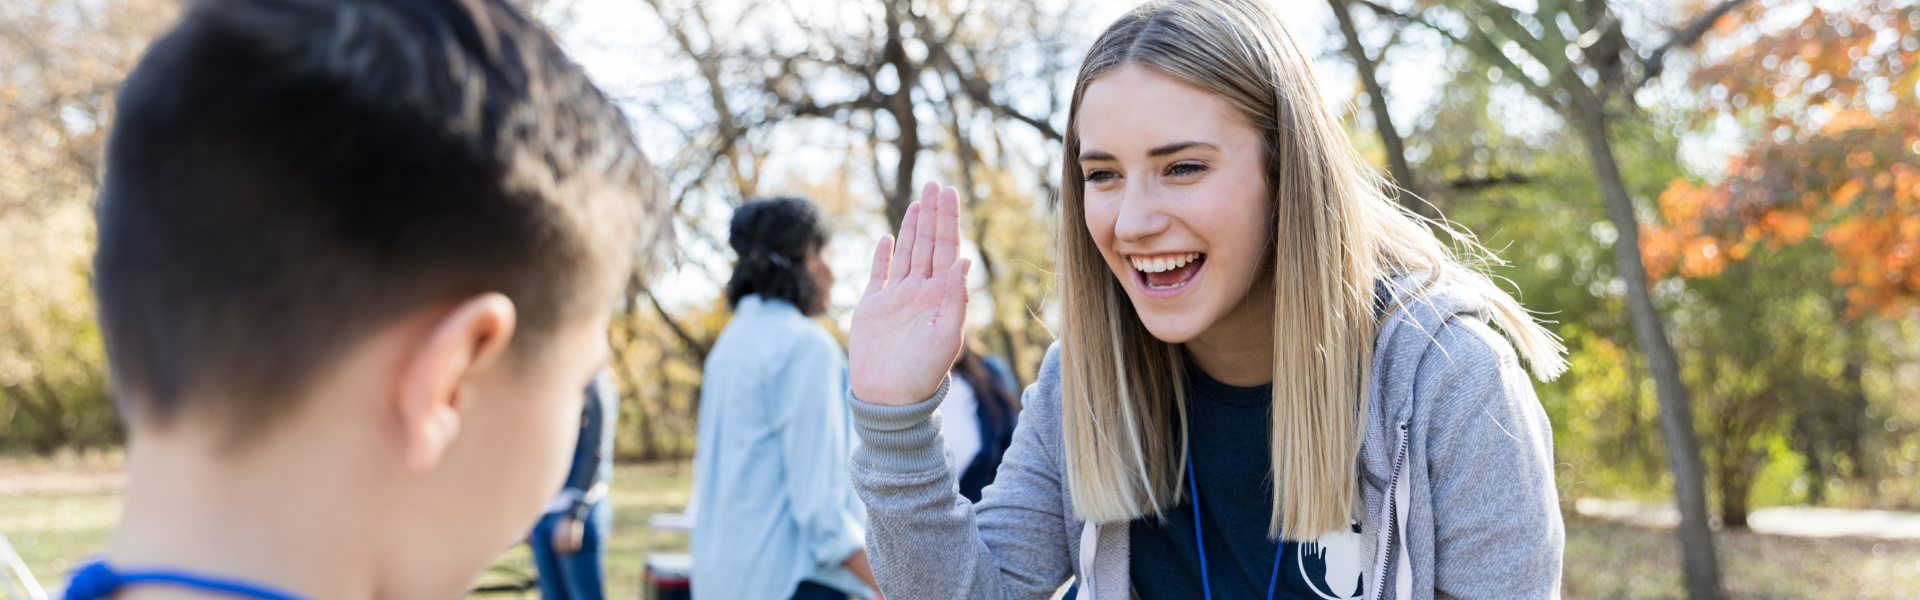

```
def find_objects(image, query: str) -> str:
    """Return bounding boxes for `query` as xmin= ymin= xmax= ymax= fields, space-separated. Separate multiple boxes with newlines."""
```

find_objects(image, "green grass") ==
xmin=0 ymin=450 xmax=127 ymax=586
xmin=4 ymin=455 xmax=1917 ymax=599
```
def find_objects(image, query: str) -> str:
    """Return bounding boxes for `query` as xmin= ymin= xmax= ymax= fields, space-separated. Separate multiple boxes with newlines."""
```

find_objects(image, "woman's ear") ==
xmin=394 ymin=293 xmax=517 ymax=473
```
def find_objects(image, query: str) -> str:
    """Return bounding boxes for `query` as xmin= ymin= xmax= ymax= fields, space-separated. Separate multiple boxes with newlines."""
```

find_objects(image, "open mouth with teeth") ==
xmin=1128 ymin=252 xmax=1205 ymax=290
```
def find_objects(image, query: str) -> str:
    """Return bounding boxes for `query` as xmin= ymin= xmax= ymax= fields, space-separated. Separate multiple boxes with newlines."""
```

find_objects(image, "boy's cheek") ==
xmin=447 ymin=315 xmax=605 ymax=543
xmin=504 ymin=319 xmax=607 ymax=503
xmin=502 ymin=365 xmax=585 ymax=494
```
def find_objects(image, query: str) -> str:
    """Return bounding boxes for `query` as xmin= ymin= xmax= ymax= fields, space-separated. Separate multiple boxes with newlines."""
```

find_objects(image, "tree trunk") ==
xmin=1834 ymin=315 xmax=1873 ymax=480
xmin=1569 ymin=86 xmax=1722 ymax=600
xmin=1712 ymin=397 xmax=1759 ymax=531
xmin=881 ymin=0 xmax=921 ymax=231
xmin=1718 ymin=444 xmax=1753 ymax=530
xmin=1720 ymin=480 xmax=1750 ymax=530
xmin=1328 ymin=0 xmax=1435 ymax=220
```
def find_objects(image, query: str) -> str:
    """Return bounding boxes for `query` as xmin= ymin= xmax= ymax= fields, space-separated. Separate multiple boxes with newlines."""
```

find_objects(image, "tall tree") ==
xmin=1362 ymin=0 xmax=1748 ymax=596
xmin=1329 ymin=0 xmax=1438 ymax=220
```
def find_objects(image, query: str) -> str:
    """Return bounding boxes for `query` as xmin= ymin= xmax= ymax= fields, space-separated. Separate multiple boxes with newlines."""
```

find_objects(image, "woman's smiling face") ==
xmin=1078 ymin=64 xmax=1272 ymax=344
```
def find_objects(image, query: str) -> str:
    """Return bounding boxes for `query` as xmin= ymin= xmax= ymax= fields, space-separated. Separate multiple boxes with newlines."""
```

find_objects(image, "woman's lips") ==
xmin=1131 ymin=253 xmax=1205 ymax=292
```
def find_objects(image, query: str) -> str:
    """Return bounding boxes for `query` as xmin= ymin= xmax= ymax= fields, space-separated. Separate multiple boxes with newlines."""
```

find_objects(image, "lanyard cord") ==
xmin=63 ymin=560 xmax=311 ymax=600
xmin=1186 ymin=449 xmax=1285 ymax=600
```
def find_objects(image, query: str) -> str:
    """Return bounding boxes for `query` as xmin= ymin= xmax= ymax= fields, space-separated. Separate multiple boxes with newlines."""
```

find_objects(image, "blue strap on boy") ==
xmin=63 ymin=560 xmax=310 ymax=600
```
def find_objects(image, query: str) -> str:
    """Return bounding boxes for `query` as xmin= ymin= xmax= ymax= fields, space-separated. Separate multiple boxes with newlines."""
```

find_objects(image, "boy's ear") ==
xmin=396 ymin=293 xmax=517 ymax=473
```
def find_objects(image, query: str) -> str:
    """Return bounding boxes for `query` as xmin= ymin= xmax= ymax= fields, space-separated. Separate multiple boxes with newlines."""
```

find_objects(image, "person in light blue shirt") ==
xmin=692 ymin=197 xmax=879 ymax=600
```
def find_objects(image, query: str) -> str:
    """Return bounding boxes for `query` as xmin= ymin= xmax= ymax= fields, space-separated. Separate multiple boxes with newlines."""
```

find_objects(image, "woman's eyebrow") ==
xmin=1147 ymin=141 xmax=1217 ymax=157
xmin=1078 ymin=149 xmax=1116 ymax=162
xmin=1079 ymin=141 xmax=1218 ymax=162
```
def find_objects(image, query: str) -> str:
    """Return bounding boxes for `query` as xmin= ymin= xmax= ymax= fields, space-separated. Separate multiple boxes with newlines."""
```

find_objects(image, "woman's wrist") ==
xmin=847 ymin=377 xmax=952 ymax=474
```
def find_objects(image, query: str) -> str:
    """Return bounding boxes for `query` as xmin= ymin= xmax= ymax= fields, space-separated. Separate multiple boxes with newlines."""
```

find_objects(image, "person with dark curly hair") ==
xmin=691 ymin=197 xmax=879 ymax=600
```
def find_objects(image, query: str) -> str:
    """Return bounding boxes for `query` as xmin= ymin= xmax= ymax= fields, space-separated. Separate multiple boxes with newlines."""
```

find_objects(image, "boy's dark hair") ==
xmin=725 ymin=197 xmax=831 ymax=316
xmin=94 ymin=0 xmax=668 ymax=429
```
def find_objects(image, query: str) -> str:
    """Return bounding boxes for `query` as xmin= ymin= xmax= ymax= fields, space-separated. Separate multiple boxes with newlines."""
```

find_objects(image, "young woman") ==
xmin=693 ymin=197 xmax=879 ymax=600
xmin=844 ymin=1 xmax=1568 ymax=599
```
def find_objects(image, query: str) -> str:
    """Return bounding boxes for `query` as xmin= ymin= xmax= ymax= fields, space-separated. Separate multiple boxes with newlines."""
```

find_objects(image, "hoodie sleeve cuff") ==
xmin=847 ymin=376 xmax=951 ymax=475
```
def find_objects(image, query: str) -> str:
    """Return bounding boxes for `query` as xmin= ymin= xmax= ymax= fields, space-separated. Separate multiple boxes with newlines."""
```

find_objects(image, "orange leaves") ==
xmin=1641 ymin=181 xmax=1692 ymax=280
xmin=1647 ymin=160 xmax=1920 ymax=317
xmin=1833 ymin=179 xmax=1864 ymax=208
xmin=1661 ymin=161 xmax=1920 ymax=319
xmin=1690 ymin=2 xmax=1918 ymax=139
xmin=1763 ymin=211 xmax=1813 ymax=246
xmin=1643 ymin=179 xmax=1735 ymax=280
xmin=1658 ymin=178 xmax=1719 ymax=224
xmin=1659 ymin=0 xmax=1920 ymax=318
xmin=1682 ymin=238 xmax=1731 ymax=279
xmin=1819 ymin=163 xmax=1920 ymax=318
xmin=1824 ymin=110 xmax=1877 ymax=134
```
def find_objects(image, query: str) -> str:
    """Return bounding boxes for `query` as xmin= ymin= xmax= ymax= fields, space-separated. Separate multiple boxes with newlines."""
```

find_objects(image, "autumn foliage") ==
xmin=1644 ymin=1 xmax=1920 ymax=318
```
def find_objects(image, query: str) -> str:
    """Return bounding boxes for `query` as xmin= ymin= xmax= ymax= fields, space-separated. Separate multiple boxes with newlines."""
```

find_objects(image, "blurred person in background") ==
xmin=691 ymin=197 xmax=880 ymax=600
xmin=939 ymin=341 xmax=1022 ymax=503
xmin=530 ymin=372 xmax=619 ymax=600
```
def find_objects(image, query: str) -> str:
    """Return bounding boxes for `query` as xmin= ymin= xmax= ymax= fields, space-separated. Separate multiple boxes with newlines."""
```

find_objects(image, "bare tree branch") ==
xmin=632 ymin=275 xmax=710 ymax=363
xmin=1634 ymin=0 xmax=1749 ymax=90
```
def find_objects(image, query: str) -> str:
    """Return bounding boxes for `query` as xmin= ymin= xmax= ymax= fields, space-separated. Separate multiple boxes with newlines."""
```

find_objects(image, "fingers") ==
xmin=910 ymin=183 xmax=939 ymax=278
xmin=921 ymin=180 xmax=940 ymax=205
xmin=938 ymin=258 xmax=971 ymax=325
xmin=885 ymin=183 xmax=955 ymax=283
xmin=864 ymin=234 xmax=894 ymax=298
xmin=888 ymin=201 xmax=920 ymax=283
xmin=931 ymin=185 xmax=960 ymax=274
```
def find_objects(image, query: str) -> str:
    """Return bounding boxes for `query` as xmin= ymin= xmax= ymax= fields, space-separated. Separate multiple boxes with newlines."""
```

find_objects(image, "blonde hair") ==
xmin=1056 ymin=0 xmax=1567 ymax=540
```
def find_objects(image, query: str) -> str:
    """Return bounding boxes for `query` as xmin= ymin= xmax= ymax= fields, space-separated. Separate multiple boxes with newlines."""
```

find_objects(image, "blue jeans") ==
xmin=789 ymin=581 xmax=849 ymax=600
xmin=530 ymin=500 xmax=611 ymax=600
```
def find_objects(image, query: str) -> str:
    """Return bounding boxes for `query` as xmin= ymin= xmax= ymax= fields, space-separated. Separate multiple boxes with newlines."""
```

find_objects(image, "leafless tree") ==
xmin=633 ymin=0 xmax=1082 ymax=384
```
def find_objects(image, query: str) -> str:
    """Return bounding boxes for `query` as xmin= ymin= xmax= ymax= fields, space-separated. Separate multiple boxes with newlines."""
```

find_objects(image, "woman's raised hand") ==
xmin=849 ymin=182 xmax=971 ymax=407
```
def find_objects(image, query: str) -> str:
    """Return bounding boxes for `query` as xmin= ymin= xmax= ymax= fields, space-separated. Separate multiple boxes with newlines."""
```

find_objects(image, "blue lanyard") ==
xmin=63 ymin=560 xmax=311 ymax=600
xmin=1187 ymin=450 xmax=1285 ymax=600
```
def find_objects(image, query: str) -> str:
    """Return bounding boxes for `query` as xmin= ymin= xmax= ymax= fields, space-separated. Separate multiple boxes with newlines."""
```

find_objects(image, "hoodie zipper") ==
xmin=1368 ymin=422 xmax=1410 ymax=600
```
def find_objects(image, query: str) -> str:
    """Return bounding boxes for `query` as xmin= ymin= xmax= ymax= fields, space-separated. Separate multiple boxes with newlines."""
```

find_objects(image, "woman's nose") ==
xmin=1111 ymin=184 xmax=1170 ymax=245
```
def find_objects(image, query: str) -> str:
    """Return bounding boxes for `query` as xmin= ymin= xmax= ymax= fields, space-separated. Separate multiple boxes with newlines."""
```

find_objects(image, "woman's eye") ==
xmin=1166 ymin=162 xmax=1208 ymax=177
xmin=1084 ymin=169 xmax=1118 ymax=184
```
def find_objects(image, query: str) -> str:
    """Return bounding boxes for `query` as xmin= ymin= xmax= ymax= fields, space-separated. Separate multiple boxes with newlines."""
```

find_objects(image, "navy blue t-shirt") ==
xmin=1129 ymin=368 xmax=1368 ymax=600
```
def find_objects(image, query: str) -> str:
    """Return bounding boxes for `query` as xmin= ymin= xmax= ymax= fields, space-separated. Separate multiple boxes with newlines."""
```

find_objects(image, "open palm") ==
xmin=849 ymin=182 xmax=971 ymax=407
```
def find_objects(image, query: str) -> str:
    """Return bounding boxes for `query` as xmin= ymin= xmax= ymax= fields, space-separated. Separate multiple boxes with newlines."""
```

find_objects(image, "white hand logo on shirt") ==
xmin=1301 ymin=523 xmax=1365 ymax=599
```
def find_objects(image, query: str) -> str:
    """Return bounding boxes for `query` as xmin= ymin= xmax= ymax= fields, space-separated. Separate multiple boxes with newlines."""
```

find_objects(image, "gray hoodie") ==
xmin=847 ymin=275 xmax=1564 ymax=600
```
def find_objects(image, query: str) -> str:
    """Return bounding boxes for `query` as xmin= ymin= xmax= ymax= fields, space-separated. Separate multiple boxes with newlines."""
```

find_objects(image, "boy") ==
xmin=71 ymin=0 xmax=668 ymax=599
